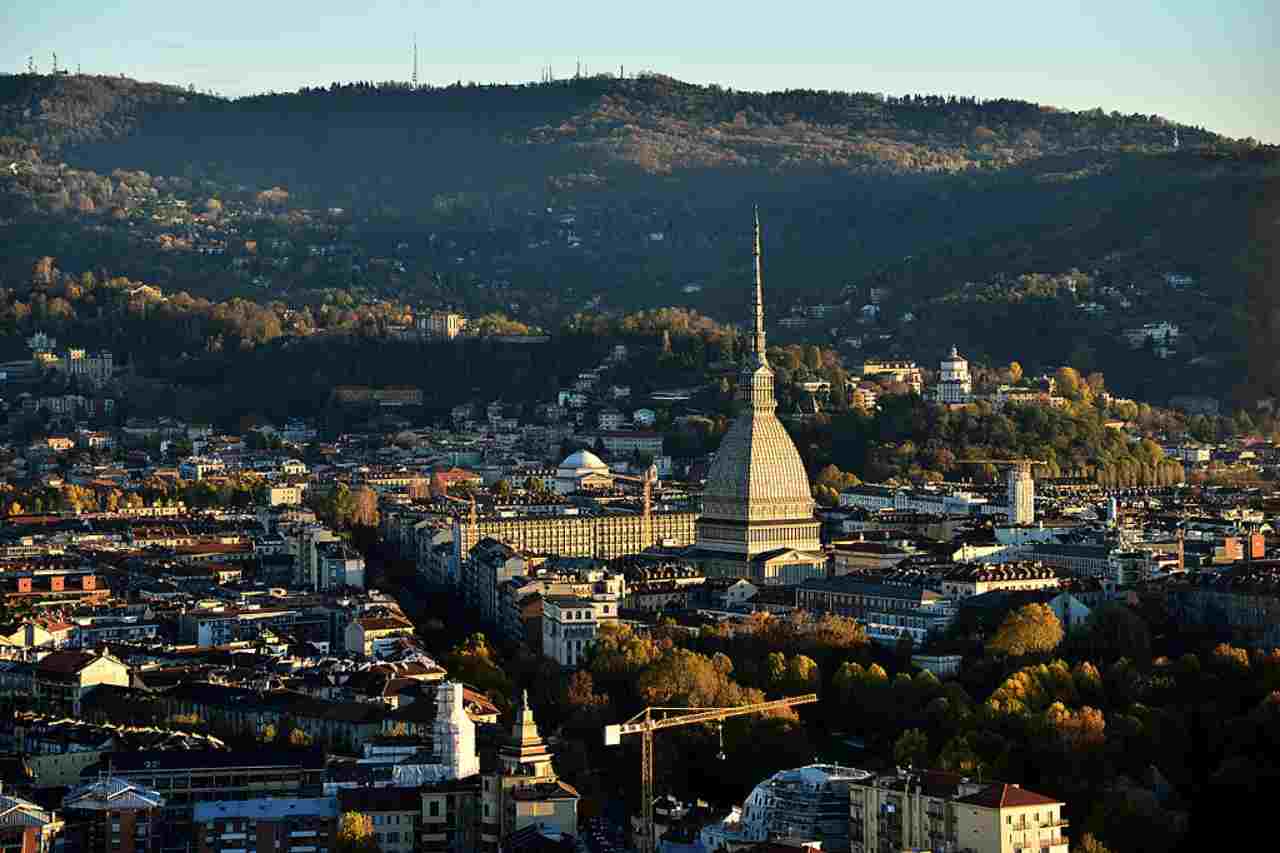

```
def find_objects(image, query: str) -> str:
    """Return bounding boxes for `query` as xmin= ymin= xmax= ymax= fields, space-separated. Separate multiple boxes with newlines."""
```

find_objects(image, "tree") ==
xmin=492 ymin=479 xmax=512 ymax=499
xmin=893 ymin=728 xmax=930 ymax=768
xmin=1083 ymin=604 xmax=1151 ymax=662
xmin=1008 ymin=361 xmax=1024 ymax=385
xmin=336 ymin=812 xmax=379 ymax=853
xmin=1076 ymin=834 xmax=1112 ymax=853
xmin=938 ymin=733 xmax=985 ymax=776
xmin=1054 ymin=366 xmax=1084 ymax=402
xmin=987 ymin=604 xmax=1064 ymax=657
xmin=765 ymin=652 xmax=788 ymax=690
xmin=895 ymin=631 xmax=915 ymax=667
xmin=786 ymin=654 xmax=820 ymax=692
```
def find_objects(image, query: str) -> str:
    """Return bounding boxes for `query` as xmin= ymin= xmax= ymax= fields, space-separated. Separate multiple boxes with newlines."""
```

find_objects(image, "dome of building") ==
xmin=559 ymin=450 xmax=608 ymax=474
xmin=555 ymin=450 xmax=613 ymax=496
xmin=702 ymin=408 xmax=815 ymax=523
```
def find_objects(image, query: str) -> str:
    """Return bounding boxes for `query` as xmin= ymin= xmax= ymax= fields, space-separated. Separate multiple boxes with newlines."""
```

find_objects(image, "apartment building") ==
xmin=797 ymin=576 xmax=956 ymax=645
xmin=194 ymin=798 xmax=338 ymax=853
xmin=848 ymin=768 xmax=1068 ymax=853
xmin=542 ymin=595 xmax=620 ymax=667
xmin=0 ymin=788 xmax=59 ymax=853
xmin=62 ymin=776 xmax=165 ymax=853
xmin=854 ymin=359 xmax=923 ymax=394
xmin=86 ymin=749 xmax=324 ymax=853
xmin=337 ymin=789 xmax=421 ymax=853
xmin=179 ymin=606 xmax=300 ymax=647
xmin=345 ymin=614 xmax=416 ymax=657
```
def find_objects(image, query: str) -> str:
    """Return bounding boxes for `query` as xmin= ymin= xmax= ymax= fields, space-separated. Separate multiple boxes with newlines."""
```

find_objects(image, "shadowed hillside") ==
xmin=0 ymin=71 xmax=1275 ymax=406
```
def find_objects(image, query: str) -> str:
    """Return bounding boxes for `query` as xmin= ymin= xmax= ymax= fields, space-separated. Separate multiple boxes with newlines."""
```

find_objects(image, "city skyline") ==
xmin=4 ymin=0 xmax=1276 ymax=143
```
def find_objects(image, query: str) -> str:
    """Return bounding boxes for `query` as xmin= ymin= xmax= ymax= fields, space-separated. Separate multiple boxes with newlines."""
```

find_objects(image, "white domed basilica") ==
xmin=554 ymin=449 xmax=614 ymax=495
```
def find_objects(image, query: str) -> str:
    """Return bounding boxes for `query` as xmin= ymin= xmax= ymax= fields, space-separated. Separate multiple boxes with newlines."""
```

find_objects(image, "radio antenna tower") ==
xmin=412 ymin=33 xmax=418 ymax=87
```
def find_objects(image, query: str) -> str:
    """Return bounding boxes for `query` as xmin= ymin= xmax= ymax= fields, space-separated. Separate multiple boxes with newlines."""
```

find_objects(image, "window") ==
xmin=429 ymin=801 xmax=440 ymax=818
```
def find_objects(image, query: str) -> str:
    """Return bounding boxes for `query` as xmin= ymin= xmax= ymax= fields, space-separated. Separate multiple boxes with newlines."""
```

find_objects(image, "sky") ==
xmin=4 ymin=0 xmax=1277 ymax=142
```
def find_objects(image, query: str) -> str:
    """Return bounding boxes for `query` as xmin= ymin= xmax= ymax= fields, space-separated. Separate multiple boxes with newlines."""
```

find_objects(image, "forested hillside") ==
xmin=0 ymin=71 xmax=1275 ymax=406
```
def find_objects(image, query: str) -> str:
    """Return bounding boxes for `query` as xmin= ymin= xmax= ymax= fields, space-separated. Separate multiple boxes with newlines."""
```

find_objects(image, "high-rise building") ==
xmin=1008 ymin=465 xmax=1035 ymax=525
xmin=694 ymin=210 xmax=822 ymax=581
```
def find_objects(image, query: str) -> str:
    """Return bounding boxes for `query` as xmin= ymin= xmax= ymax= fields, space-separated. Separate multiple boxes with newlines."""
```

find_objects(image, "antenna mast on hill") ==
xmin=412 ymin=33 xmax=418 ymax=87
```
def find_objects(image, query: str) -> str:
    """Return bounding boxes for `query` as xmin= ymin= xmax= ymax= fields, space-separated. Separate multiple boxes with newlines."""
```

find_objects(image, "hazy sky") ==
xmin=5 ymin=0 xmax=1277 ymax=142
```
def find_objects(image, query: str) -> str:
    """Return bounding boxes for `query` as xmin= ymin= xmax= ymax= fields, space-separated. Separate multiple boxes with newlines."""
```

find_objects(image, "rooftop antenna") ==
xmin=27 ymin=56 xmax=35 ymax=74
xmin=412 ymin=33 xmax=418 ymax=87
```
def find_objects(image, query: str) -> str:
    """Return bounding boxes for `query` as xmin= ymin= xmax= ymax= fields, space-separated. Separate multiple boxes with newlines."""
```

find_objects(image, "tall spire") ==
xmin=752 ymin=206 xmax=767 ymax=363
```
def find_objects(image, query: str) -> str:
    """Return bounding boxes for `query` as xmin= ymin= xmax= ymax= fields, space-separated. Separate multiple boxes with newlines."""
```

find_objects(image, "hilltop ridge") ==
xmin=0 ymin=71 xmax=1229 ymax=180
xmin=0 ymin=71 xmax=1275 ymax=406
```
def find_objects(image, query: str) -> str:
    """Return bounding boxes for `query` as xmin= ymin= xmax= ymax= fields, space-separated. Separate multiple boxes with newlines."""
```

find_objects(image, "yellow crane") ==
xmin=611 ymin=463 xmax=658 ymax=548
xmin=604 ymin=693 xmax=819 ymax=853
xmin=436 ymin=489 xmax=479 ymax=542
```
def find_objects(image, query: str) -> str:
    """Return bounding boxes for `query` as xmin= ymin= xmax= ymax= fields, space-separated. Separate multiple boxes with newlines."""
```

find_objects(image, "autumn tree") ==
xmin=638 ymin=648 xmax=764 ymax=708
xmin=786 ymin=655 xmax=820 ymax=693
xmin=336 ymin=812 xmax=379 ymax=853
xmin=987 ymin=604 xmax=1064 ymax=657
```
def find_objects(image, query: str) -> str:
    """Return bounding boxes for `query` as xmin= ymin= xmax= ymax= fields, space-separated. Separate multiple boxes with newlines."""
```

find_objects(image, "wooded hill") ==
xmin=0 ymin=72 xmax=1275 ymax=404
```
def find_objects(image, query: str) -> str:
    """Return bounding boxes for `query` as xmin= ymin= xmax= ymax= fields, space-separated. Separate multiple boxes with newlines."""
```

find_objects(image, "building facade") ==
xmin=935 ymin=346 xmax=973 ymax=405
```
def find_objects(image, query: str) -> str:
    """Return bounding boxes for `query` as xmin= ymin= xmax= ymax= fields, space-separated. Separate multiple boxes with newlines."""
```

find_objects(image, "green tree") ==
xmin=893 ymin=728 xmax=930 ymax=768
xmin=987 ymin=604 xmax=1064 ymax=657
xmin=765 ymin=652 xmax=788 ymax=690
xmin=786 ymin=654 xmax=820 ymax=692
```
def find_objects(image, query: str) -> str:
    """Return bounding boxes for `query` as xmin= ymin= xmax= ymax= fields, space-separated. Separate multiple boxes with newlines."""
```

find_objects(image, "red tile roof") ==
xmin=956 ymin=783 xmax=1061 ymax=809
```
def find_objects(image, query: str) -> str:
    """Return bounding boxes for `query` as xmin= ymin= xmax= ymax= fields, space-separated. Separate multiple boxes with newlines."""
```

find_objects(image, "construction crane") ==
xmin=611 ymin=464 xmax=658 ymax=548
xmin=436 ymin=488 xmax=479 ymax=542
xmin=605 ymin=694 xmax=819 ymax=853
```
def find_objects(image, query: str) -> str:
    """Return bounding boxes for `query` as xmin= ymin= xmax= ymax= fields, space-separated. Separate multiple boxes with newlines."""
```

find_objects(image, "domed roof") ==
xmin=702 ymin=411 xmax=814 ymax=523
xmin=559 ymin=450 xmax=608 ymax=472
